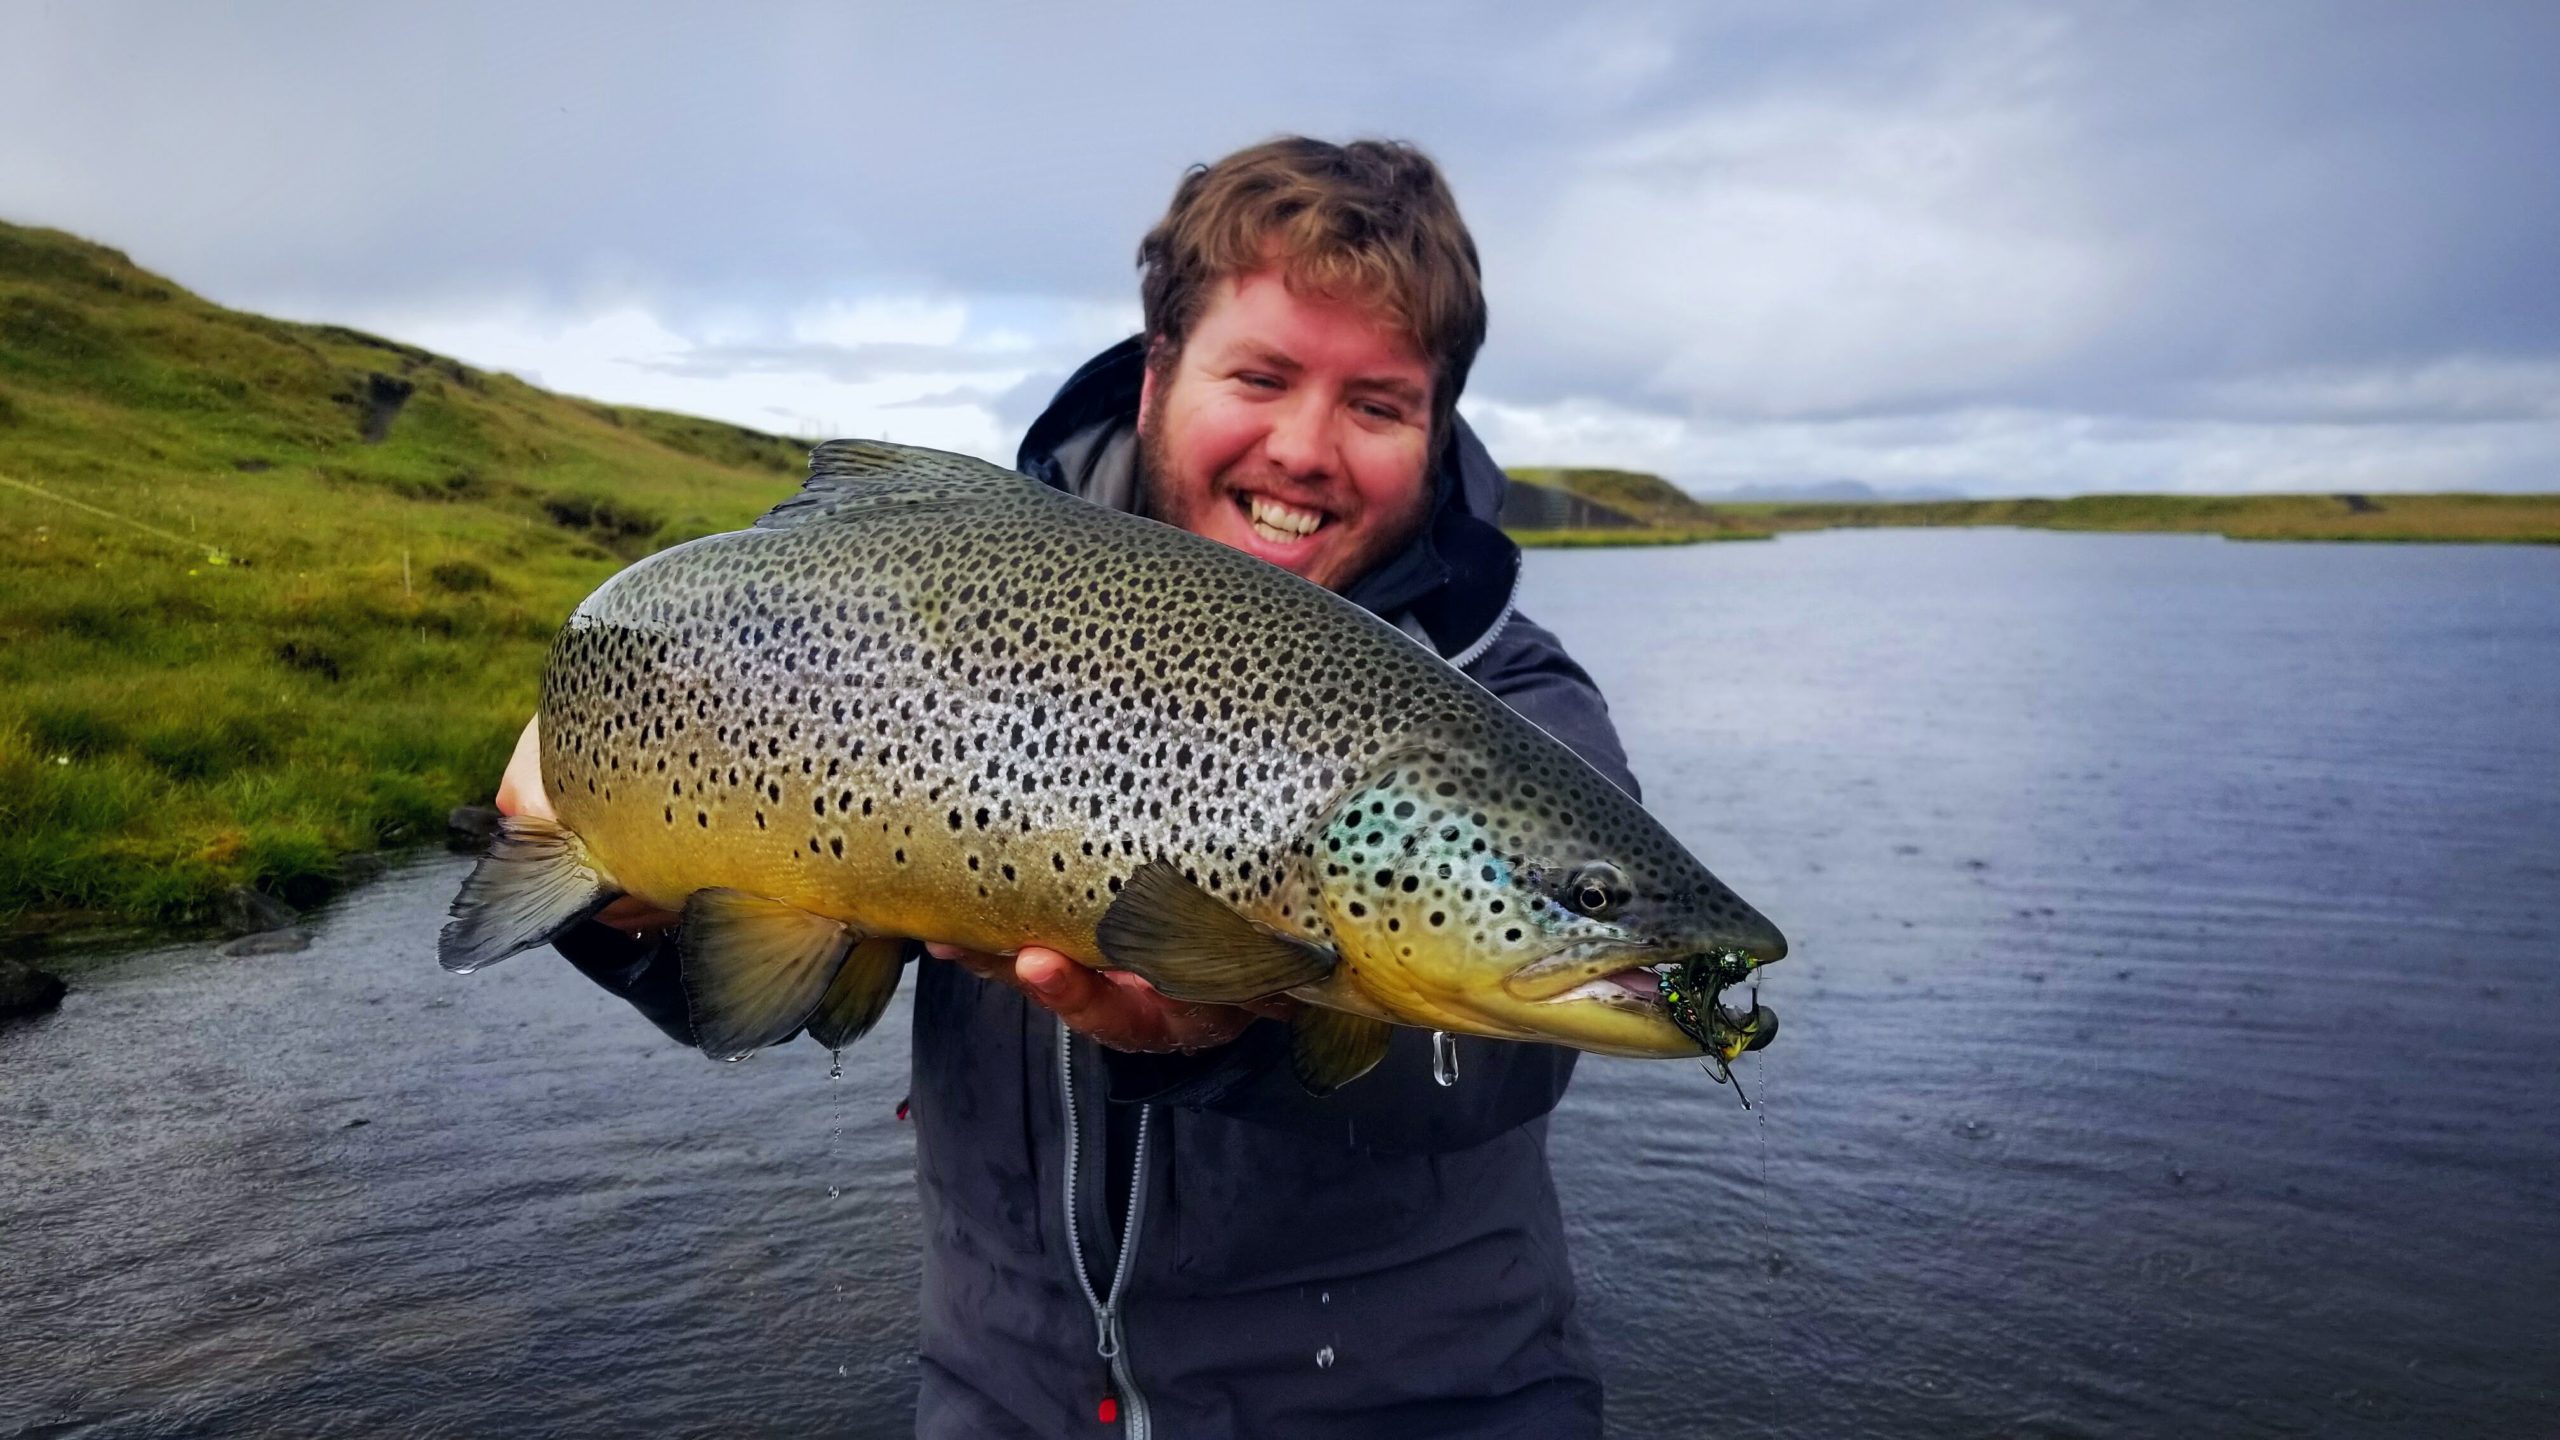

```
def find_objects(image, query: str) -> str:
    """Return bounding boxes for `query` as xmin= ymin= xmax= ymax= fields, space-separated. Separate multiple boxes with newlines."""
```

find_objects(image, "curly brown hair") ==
xmin=1137 ymin=137 xmax=1487 ymax=459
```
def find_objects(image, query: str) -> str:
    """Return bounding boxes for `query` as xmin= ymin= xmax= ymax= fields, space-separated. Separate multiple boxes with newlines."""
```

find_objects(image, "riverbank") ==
xmin=1727 ymin=490 xmax=2560 ymax=544
xmin=0 ymin=220 xmax=802 ymax=933
xmin=1498 ymin=478 xmax=2560 ymax=547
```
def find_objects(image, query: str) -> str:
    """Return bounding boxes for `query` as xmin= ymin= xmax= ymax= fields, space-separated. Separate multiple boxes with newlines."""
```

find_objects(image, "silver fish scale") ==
xmin=535 ymin=441 xmax=1736 ymax=966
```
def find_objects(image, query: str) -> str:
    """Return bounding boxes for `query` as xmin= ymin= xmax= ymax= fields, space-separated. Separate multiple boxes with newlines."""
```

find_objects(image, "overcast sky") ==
xmin=4 ymin=2 xmax=2555 ymax=495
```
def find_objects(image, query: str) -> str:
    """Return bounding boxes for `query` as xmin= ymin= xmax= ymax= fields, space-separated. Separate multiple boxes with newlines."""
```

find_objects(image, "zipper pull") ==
xmin=1095 ymin=1308 xmax=1124 ymax=1360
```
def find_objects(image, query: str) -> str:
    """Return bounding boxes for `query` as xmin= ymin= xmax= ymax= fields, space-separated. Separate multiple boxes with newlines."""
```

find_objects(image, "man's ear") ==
xmin=1137 ymin=338 xmax=1164 ymax=430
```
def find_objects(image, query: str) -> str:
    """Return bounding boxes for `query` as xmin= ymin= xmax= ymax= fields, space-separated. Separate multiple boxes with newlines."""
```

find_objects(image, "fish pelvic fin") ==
xmin=1094 ymin=859 xmax=1337 ymax=1004
xmin=755 ymin=439 xmax=1034 ymax=531
xmin=438 ymin=815 xmax=618 ymax=974
xmin=806 ymin=936 xmax=915 ymax=1050
xmin=678 ymin=889 xmax=858 ymax=1061
xmin=1291 ymin=1009 xmax=1393 ymax=1096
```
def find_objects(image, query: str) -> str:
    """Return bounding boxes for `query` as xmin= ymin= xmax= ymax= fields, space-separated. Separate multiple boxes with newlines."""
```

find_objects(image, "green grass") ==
xmin=0 ymin=219 xmax=807 ymax=932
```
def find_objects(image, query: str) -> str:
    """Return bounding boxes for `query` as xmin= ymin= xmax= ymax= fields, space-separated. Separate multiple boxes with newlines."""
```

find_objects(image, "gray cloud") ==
xmin=2 ymin=1 xmax=2553 ymax=492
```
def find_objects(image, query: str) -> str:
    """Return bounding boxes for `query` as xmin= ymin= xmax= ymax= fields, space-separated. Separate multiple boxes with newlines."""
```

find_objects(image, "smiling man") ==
xmin=1135 ymin=267 xmax=1434 ymax=593
xmin=515 ymin=138 xmax=1640 ymax=1437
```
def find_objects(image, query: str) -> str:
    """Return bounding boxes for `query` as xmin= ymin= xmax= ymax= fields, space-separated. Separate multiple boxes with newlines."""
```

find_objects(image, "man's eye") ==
xmin=1355 ymin=402 xmax=1402 ymax=423
xmin=1238 ymin=373 xmax=1282 ymax=390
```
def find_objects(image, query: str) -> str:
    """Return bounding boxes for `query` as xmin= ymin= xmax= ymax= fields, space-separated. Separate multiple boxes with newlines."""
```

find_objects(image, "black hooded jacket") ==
xmin=560 ymin=340 xmax=1637 ymax=1437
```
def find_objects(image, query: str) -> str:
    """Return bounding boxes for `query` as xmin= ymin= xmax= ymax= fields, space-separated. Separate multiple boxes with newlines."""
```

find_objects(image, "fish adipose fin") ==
xmin=756 ymin=439 xmax=1036 ymax=531
xmin=806 ymin=936 xmax=914 ymax=1050
xmin=438 ymin=816 xmax=618 ymax=974
xmin=679 ymin=889 xmax=858 ymax=1061
xmin=1291 ymin=1009 xmax=1392 ymax=1096
xmin=1094 ymin=859 xmax=1336 ymax=1003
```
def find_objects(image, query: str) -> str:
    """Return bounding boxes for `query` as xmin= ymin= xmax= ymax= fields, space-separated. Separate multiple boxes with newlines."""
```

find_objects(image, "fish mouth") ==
xmin=1526 ymin=949 xmax=1780 ymax=1064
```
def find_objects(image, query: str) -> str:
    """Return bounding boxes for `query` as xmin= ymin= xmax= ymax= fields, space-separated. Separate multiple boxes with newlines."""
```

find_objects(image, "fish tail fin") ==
xmin=439 ymin=815 xmax=619 ymax=973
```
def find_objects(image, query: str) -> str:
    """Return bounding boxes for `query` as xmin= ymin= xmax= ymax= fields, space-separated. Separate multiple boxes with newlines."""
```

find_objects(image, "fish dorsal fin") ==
xmin=1290 ymin=1008 xmax=1393 ymax=1096
xmin=678 ymin=888 xmax=858 ymax=1060
xmin=806 ymin=936 xmax=914 ymax=1050
xmin=754 ymin=438 xmax=1037 ymax=531
xmin=1095 ymin=859 xmax=1337 ymax=1003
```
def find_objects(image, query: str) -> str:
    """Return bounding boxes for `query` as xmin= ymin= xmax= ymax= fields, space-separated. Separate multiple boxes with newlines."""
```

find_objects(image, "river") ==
xmin=5 ymin=528 xmax=2556 ymax=1436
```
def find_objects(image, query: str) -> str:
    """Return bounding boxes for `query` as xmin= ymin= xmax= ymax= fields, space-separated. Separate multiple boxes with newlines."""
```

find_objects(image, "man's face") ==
xmin=1137 ymin=267 xmax=1436 ymax=593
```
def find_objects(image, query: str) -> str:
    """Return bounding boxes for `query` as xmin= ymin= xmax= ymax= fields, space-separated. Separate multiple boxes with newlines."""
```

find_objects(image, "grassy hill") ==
xmin=1503 ymin=466 xmax=1767 ymax=544
xmin=0 ymin=220 xmax=808 ymax=934
xmin=1506 ymin=466 xmax=1725 ymax=529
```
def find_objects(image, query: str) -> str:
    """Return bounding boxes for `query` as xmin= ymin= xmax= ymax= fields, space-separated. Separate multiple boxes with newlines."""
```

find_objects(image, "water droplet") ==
xmin=1319 ymin=1291 xmax=1330 ymax=1305
xmin=1315 ymin=1345 xmax=1335 ymax=1368
xmin=1430 ymin=1030 xmax=1459 ymax=1087
xmin=829 ymin=1049 xmax=844 ymax=1080
xmin=838 ymin=1363 xmax=848 ymax=1377
xmin=827 ymin=1183 xmax=840 ymax=1199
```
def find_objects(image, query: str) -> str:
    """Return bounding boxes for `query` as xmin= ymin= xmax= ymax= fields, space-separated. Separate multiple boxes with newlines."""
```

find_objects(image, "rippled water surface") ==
xmin=5 ymin=529 xmax=2556 ymax=1437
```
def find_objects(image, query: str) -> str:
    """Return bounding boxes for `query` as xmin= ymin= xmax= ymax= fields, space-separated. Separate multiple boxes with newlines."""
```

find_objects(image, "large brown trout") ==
xmin=441 ymin=440 xmax=1785 ymax=1092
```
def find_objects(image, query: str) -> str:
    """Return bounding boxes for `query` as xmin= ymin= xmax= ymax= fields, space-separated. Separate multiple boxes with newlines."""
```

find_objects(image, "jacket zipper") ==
xmin=1057 ymin=1017 xmax=1156 ymax=1437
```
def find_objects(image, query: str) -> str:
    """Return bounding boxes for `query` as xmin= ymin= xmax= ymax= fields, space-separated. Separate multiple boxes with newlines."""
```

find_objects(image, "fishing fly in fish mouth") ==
xmin=439 ymin=434 xmax=1787 ymax=1095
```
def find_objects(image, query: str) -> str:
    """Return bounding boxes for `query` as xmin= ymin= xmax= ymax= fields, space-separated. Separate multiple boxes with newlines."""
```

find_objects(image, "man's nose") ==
xmin=1261 ymin=392 xmax=1336 ymax=480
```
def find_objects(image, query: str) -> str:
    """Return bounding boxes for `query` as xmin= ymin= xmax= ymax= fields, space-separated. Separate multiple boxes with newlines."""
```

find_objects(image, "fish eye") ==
xmin=1564 ymin=862 xmax=1628 ymax=918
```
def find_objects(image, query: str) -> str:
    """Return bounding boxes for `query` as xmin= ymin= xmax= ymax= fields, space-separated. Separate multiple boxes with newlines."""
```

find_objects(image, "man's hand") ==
xmin=925 ymin=942 xmax=1291 ymax=1055
xmin=494 ymin=715 xmax=682 ymax=935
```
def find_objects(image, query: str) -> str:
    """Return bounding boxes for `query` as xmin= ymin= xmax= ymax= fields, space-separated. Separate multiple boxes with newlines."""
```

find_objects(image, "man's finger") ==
xmin=495 ymin=715 xmax=554 ymax=821
xmin=594 ymin=896 xmax=681 ymax=934
xmin=1019 ymin=951 xmax=1171 ymax=1051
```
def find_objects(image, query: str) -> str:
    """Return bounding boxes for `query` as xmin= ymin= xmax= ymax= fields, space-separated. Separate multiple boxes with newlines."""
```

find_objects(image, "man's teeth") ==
xmin=1248 ymin=495 xmax=1324 ymax=543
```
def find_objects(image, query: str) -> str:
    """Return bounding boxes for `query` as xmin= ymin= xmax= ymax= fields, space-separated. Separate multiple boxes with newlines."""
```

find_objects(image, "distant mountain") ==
xmin=1694 ymin=479 xmax=1971 ymax=503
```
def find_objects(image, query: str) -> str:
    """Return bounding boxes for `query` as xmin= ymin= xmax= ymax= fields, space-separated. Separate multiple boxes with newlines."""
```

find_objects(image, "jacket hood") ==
xmin=1016 ymin=337 xmax=1522 ymax=666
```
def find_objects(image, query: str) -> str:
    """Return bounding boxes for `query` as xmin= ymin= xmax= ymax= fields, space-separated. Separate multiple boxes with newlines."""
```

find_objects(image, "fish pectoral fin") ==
xmin=678 ymin=889 xmax=858 ymax=1061
xmin=1290 ymin=1009 xmax=1393 ymax=1096
xmin=1093 ymin=859 xmax=1336 ymax=1003
xmin=806 ymin=936 xmax=914 ymax=1050
xmin=438 ymin=815 xmax=618 ymax=974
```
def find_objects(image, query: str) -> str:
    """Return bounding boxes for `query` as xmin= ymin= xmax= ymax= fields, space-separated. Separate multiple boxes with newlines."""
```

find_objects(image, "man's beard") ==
xmin=1135 ymin=399 xmax=1431 ymax=596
